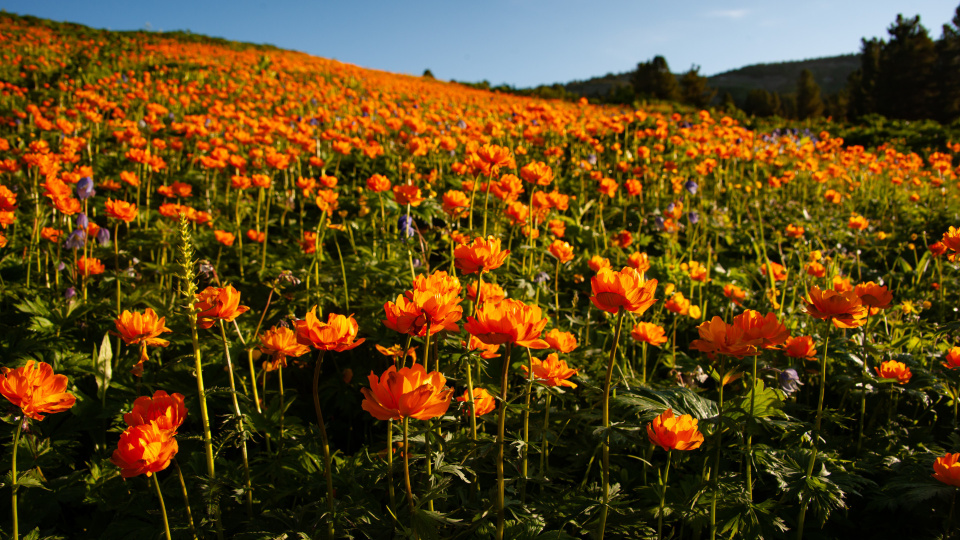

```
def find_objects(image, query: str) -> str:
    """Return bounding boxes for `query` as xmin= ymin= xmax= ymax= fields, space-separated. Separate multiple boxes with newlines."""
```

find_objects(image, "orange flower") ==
xmin=194 ymin=285 xmax=250 ymax=329
xmin=785 ymin=224 xmax=805 ymax=238
xmin=631 ymin=322 xmax=668 ymax=346
xmin=519 ymin=161 xmax=553 ymax=186
xmin=522 ymin=353 xmax=578 ymax=388
xmin=457 ymin=387 xmax=496 ymax=417
xmin=476 ymin=144 xmax=514 ymax=171
xmin=40 ymin=227 xmax=62 ymax=243
xmin=548 ymin=240 xmax=574 ymax=263
xmin=246 ymin=229 xmax=266 ymax=243
xmin=930 ymin=241 xmax=949 ymax=258
xmin=113 ymin=308 xmax=172 ymax=347
xmin=392 ymin=184 xmax=424 ymax=206
xmin=259 ymin=325 xmax=311 ymax=370
xmin=465 ymin=335 xmax=501 ymax=358
xmin=544 ymin=329 xmax=578 ymax=353
xmin=105 ymin=198 xmax=138 ymax=223
xmin=464 ymin=298 xmax=550 ymax=349
xmin=76 ymin=256 xmax=105 ymax=277
xmin=723 ymin=284 xmax=746 ymax=306
xmin=454 ymin=236 xmax=509 ymax=275
xmin=110 ymin=422 xmax=178 ymax=478
xmin=442 ymin=190 xmax=470 ymax=218
xmin=123 ymin=390 xmax=187 ymax=435
xmin=803 ymin=285 xmax=867 ymax=329
xmin=832 ymin=275 xmax=852 ymax=292
xmin=848 ymin=213 xmax=869 ymax=230
xmin=591 ymin=266 xmax=658 ymax=315
xmin=0 ymin=361 xmax=76 ymax=421
xmin=784 ymin=336 xmax=817 ymax=360
xmin=214 ymin=230 xmax=235 ymax=246
xmin=628 ymin=252 xmax=651 ymax=273
xmin=295 ymin=308 xmax=365 ymax=351
xmin=360 ymin=363 xmax=453 ymax=421
xmin=875 ymin=360 xmax=911 ymax=384
xmin=760 ymin=262 xmax=787 ymax=282
xmin=689 ymin=317 xmax=761 ymax=358
xmin=806 ymin=262 xmax=826 ymax=278
xmin=933 ymin=453 xmax=960 ymax=487
xmin=646 ymin=409 xmax=704 ymax=451
xmin=664 ymin=292 xmax=691 ymax=315
xmin=366 ymin=174 xmax=391 ymax=193
xmin=943 ymin=347 xmax=960 ymax=370
xmin=733 ymin=310 xmax=789 ymax=349
xmin=854 ymin=281 xmax=893 ymax=315
xmin=375 ymin=344 xmax=418 ymax=363
xmin=588 ymin=255 xmax=611 ymax=272
xmin=548 ymin=219 xmax=565 ymax=238
xmin=466 ymin=280 xmax=506 ymax=305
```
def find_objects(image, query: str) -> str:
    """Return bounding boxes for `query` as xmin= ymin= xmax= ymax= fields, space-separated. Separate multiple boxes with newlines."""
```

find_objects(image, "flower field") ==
xmin=2 ymin=12 xmax=960 ymax=540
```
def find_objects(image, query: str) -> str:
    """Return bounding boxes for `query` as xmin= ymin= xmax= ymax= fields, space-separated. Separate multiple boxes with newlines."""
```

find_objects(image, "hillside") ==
xmin=560 ymin=54 xmax=861 ymax=104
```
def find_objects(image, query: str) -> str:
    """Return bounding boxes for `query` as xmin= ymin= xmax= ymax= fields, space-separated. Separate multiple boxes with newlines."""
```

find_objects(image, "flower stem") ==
xmin=521 ymin=348 xmax=534 ymax=503
xmin=657 ymin=450 xmax=672 ymax=540
xmin=387 ymin=420 xmax=397 ymax=513
xmin=465 ymin=357 xmax=478 ymax=441
xmin=797 ymin=330 xmax=830 ymax=540
xmin=152 ymin=474 xmax=172 ymax=540
xmin=540 ymin=392 xmax=552 ymax=476
xmin=11 ymin=419 xmax=22 ymax=540
xmin=598 ymin=308 xmax=626 ymax=540
xmin=496 ymin=342 xmax=514 ymax=540
xmin=174 ymin=460 xmax=198 ymax=540
xmin=312 ymin=350 xmax=336 ymax=540
xmin=219 ymin=321 xmax=253 ymax=517
xmin=710 ymin=357 xmax=726 ymax=540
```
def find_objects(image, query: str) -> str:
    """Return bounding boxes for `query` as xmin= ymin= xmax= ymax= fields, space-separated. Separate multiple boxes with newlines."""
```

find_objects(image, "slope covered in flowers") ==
xmin=0 ymin=12 xmax=959 ymax=540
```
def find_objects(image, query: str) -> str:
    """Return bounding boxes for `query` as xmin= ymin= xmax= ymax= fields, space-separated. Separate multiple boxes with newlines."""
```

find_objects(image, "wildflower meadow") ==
xmin=1 ymin=12 xmax=960 ymax=540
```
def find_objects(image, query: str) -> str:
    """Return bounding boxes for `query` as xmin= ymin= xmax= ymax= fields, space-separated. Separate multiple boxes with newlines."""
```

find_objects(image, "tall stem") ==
xmin=465 ymin=357 xmax=478 ymax=440
xmin=521 ymin=348 xmax=534 ymax=502
xmin=598 ymin=308 xmax=626 ymax=540
xmin=496 ymin=342 xmax=514 ymax=540
xmin=11 ymin=419 xmax=22 ymax=540
xmin=152 ymin=474 xmax=173 ymax=540
xmin=219 ymin=321 xmax=253 ymax=517
xmin=387 ymin=420 xmax=396 ymax=513
xmin=710 ymin=357 xmax=726 ymax=540
xmin=174 ymin=460 xmax=198 ymax=540
xmin=402 ymin=417 xmax=416 ymax=529
xmin=312 ymin=350 xmax=336 ymax=540
xmin=657 ymin=450 xmax=673 ymax=540
xmin=797 ymin=330 xmax=830 ymax=540
xmin=540 ymin=393 xmax=552 ymax=475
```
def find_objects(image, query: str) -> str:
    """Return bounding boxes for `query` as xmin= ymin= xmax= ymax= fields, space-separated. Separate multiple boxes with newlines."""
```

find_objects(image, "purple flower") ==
xmin=654 ymin=216 xmax=665 ymax=230
xmin=534 ymin=272 xmax=550 ymax=284
xmin=76 ymin=177 xmax=95 ymax=200
xmin=96 ymin=227 xmax=111 ymax=246
xmin=684 ymin=180 xmax=698 ymax=195
xmin=779 ymin=369 xmax=803 ymax=395
xmin=688 ymin=211 xmax=700 ymax=224
xmin=64 ymin=287 xmax=77 ymax=301
xmin=75 ymin=213 xmax=88 ymax=229
xmin=64 ymin=229 xmax=86 ymax=250
xmin=587 ymin=153 xmax=597 ymax=165
xmin=398 ymin=215 xmax=415 ymax=239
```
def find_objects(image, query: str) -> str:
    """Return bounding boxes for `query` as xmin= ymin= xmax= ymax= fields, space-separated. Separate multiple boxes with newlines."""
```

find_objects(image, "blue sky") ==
xmin=2 ymin=1 xmax=957 ymax=87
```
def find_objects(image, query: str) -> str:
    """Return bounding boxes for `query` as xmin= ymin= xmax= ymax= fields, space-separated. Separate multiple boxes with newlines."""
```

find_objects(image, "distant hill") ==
xmin=559 ymin=54 xmax=861 ymax=105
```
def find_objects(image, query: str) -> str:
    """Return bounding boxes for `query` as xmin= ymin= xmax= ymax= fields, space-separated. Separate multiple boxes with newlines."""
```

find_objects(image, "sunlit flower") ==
xmin=548 ymin=240 xmax=574 ymax=263
xmin=689 ymin=317 xmax=760 ymax=358
xmin=933 ymin=453 xmax=960 ymax=487
xmin=784 ymin=336 xmax=817 ymax=360
xmin=195 ymin=285 xmax=250 ymax=329
xmin=295 ymin=308 xmax=365 ymax=351
xmin=631 ymin=322 xmax=668 ymax=346
xmin=647 ymin=409 xmax=704 ymax=451
xmin=544 ymin=329 xmax=578 ymax=353
xmin=521 ymin=353 xmax=578 ymax=388
xmin=803 ymin=285 xmax=867 ymax=329
xmin=110 ymin=422 xmax=178 ymax=478
xmin=854 ymin=281 xmax=893 ymax=315
xmin=590 ymin=266 xmax=658 ymax=315
xmin=464 ymin=298 xmax=549 ymax=349
xmin=457 ymin=387 xmax=495 ymax=417
xmin=123 ymin=390 xmax=187 ymax=435
xmin=259 ymin=325 xmax=312 ymax=370
xmin=875 ymin=360 xmax=911 ymax=384
xmin=733 ymin=310 xmax=789 ymax=349
xmin=76 ymin=256 xmax=105 ymax=277
xmin=0 ymin=361 xmax=76 ymax=421
xmin=361 ymin=363 xmax=453 ymax=421
xmin=454 ymin=236 xmax=509 ymax=275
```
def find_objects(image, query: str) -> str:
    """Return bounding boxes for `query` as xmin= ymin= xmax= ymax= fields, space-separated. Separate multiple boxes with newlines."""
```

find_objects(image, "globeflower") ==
xmin=295 ymin=308 xmax=365 ymax=352
xmin=943 ymin=346 xmax=960 ymax=370
xmin=360 ymin=363 xmax=453 ymax=421
xmin=933 ymin=453 xmax=960 ymax=487
xmin=464 ymin=298 xmax=550 ymax=349
xmin=105 ymin=199 xmax=138 ymax=223
xmin=548 ymin=240 xmax=574 ymax=263
xmin=631 ymin=322 xmax=668 ymax=346
xmin=543 ymin=329 xmax=578 ymax=353
xmin=0 ymin=361 xmax=76 ymax=421
xmin=521 ymin=353 xmax=578 ymax=388
xmin=590 ymin=266 xmax=658 ymax=315
xmin=457 ymin=387 xmax=495 ymax=417
xmin=803 ymin=285 xmax=867 ymax=329
xmin=646 ymin=409 xmax=704 ymax=451
xmin=689 ymin=317 xmax=761 ymax=359
xmin=875 ymin=360 xmax=911 ymax=384
xmin=123 ymin=390 xmax=187 ymax=435
xmin=110 ymin=422 xmax=178 ymax=478
xmin=454 ymin=236 xmax=509 ymax=275
xmin=259 ymin=325 xmax=311 ymax=370
xmin=76 ymin=256 xmax=106 ymax=277
xmin=784 ymin=335 xmax=817 ymax=360
xmin=195 ymin=285 xmax=250 ymax=329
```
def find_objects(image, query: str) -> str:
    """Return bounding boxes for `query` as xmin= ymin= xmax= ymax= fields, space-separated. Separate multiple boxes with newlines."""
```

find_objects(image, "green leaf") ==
xmin=95 ymin=332 xmax=112 ymax=400
xmin=727 ymin=379 xmax=786 ymax=420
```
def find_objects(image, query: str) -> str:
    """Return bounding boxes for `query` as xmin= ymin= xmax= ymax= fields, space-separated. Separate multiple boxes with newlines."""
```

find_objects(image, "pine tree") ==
xmin=632 ymin=56 xmax=679 ymax=102
xmin=876 ymin=14 xmax=937 ymax=120
xmin=744 ymin=89 xmax=780 ymax=117
xmin=679 ymin=66 xmax=716 ymax=108
xmin=935 ymin=5 xmax=960 ymax=123
xmin=796 ymin=69 xmax=824 ymax=119
xmin=847 ymin=38 xmax=881 ymax=118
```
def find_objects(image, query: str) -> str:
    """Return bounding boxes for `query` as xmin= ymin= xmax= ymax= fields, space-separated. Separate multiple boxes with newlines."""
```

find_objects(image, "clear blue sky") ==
xmin=2 ymin=1 xmax=957 ymax=87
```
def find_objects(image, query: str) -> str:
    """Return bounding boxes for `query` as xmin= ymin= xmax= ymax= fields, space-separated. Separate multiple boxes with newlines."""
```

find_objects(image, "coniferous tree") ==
xmin=796 ymin=69 xmax=824 ymax=119
xmin=935 ymin=5 xmax=960 ymax=123
xmin=679 ymin=66 xmax=716 ymax=108
xmin=876 ymin=14 xmax=937 ymax=120
xmin=824 ymin=90 xmax=849 ymax=120
xmin=847 ymin=38 xmax=881 ymax=118
xmin=721 ymin=92 xmax=738 ymax=112
xmin=632 ymin=56 xmax=679 ymax=102
xmin=744 ymin=89 xmax=780 ymax=117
